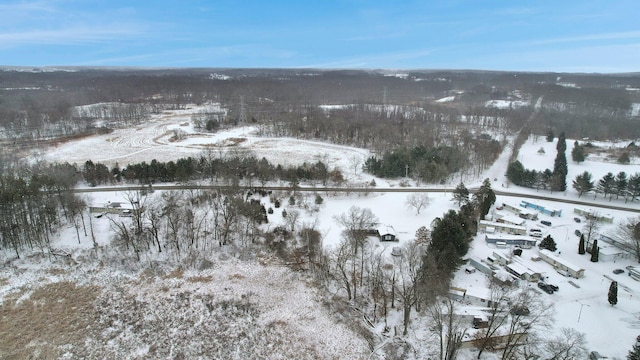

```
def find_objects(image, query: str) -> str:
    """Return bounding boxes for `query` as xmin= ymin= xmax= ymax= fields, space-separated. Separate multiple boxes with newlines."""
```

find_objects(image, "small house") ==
xmin=378 ymin=225 xmax=397 ymax=242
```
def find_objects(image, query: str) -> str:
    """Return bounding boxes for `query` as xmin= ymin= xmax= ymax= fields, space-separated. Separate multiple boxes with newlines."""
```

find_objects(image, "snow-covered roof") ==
xmin=377 ymin=225 xmax=396 ymax=236
xmin=480 ymin=220 xmax=526 ymax=231
xmin=506 ymin=262 xmax=534 ymax=276
xmin=539 ymin=249 xmax=584 ymax=273
xmin=497 ymin=215 xmax=526 ymax=226
xmin=485 ymin=233 xmax=537 ymax=242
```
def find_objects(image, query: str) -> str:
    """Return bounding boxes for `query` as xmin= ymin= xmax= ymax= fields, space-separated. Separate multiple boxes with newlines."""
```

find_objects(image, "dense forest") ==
xmin=2 ymin=68 xmax=640 ymax=150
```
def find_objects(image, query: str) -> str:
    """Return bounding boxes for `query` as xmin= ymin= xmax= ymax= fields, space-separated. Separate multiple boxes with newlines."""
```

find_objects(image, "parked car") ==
xmin=613 ymin=269 xmax=625 ymax=274
xmin=541 ymin=220 xmax=552 ymax=226
xmin=545 ymin=283 xmax=559 ymax=292
xmin=538 ymin=282 xmax=554 ymax=294
xmin=473 ymin=316 xmax=489 ymax=329
xmin=510 ymin=306 xmax=530 ymax=316
xmin=529 ymin=228 xmax=543 ymax=237
xmin=465 ymin=267 xmax=476 ymax=274
xmin=575 ymin=229 xmax=582 ymax=237
xmin=574 ymin=217 xmax=581 ymax=223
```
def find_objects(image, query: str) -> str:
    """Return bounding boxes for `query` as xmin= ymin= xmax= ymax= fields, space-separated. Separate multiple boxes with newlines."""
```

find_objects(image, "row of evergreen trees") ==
xmin=572 ymin=170 xmax=640 ymax=201
xmin=506 ymin=132 xmax=568 ymax=191
xmin=83 ymin=155 xmax=339 ymax=187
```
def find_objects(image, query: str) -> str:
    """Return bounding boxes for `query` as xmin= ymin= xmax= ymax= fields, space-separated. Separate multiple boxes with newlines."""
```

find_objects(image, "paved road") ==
xmin=72 ymin=184 xmax=640 ymax=214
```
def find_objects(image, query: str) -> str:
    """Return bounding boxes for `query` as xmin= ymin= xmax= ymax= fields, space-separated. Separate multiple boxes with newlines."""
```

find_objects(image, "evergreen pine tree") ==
xmin=597 ymin=172 xmax=616 ymax=200
xmin=572 ymin=171 xmax=594 ymax=197
xmin=590 ymin=245 xmax=599 ymax=262
xmin=556 ymin=132 xmax=567 ymax=152
xmin=628 ymin=342 xmax=640 ymax=360
xmin=452 ymin=182 xmax=470 ymax=207
xmin=539 ymin=235 xmax=558 ymax=252
xmin=615 ymin=171 xmax=628 ymax=199
xmin=472 ymin=178 xmax=496 ymax=219
xmin=578 ymin=234 xmax=586 ymax=254
xmin=551 ymin=135 xmax=568 ymax=192
xmin=506 ymin=161 xmax=525 ymax=185
xmin=546 ymin=130 xmax=555 ymax=142
xmin=608 ymin=281 xmax=618 ymax=306
xmin=571 ymin=141 xmax=586 ymax=163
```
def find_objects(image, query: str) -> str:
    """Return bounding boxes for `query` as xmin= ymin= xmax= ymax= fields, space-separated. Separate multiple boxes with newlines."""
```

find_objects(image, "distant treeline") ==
xmin=3 ymin=68 xmax=640 ymax=148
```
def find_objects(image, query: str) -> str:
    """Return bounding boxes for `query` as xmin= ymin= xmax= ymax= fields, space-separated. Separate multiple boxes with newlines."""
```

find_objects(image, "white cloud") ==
xmin=533 ymin=31 xmax=640 ymax=45
xmin=0 ymin=26 xmax=144 ymax=48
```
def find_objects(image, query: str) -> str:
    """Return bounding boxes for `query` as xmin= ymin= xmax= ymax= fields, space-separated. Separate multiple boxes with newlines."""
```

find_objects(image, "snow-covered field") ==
xmin=42 ymin=104 xmax=371 ymax=176
xmin=6 ymin=104 xmax=640 ymax=358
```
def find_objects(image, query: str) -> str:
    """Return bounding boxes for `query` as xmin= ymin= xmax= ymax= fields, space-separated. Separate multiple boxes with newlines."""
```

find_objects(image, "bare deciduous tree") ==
xmin=543 ymin=327 xmax=588 ymax=360
xmin=392 ymin=240 xmax=423 ymax=335
xmin=405 ymin=193 xmax=431 ymax=215
xmin=617 ymin=216 xmax=640 ymax=263
xmin=474 ymin=283 xmax=554 ymax=359
xmin=583 ymin=213 xmax=601 ymax=249
xmin=332 ymin=237 xmax=353 ymax=300
xmin=334 ymin=206 xmax=379 ymax=301
xmin=428 ymin=298 xmax=468 ymax=360
xmin=284 ymin=209 xmax=301 ymax=232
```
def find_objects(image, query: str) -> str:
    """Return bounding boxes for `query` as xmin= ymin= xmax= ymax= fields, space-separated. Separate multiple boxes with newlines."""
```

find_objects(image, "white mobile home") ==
xmin=538 ymin=249 xmax=585 ymax=279
xmin=492 ymin=251 xmax=511 ymax=266
xmin=506 ymin=262 xmax=541 ymax=282
xmin=496 ymin=215 xmax=526 ymax=227
xmin=485 ymin=234 xmax=537 ymax=249
xmin=479 ymin=220 xmax=527 ymax=236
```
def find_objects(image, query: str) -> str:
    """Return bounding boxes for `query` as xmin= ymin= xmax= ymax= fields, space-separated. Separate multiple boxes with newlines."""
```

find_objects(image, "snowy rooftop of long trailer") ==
xmin=484 ymin=233 xmax=537 ymax=242
xmin=513 ymin=256 xmax=548 ymax=274
xmin=506 ymin=261 xmax=534 ymax=275
xmin=497 ymin=215 xmax=526 ymax=225
xmin=480 ymin=220 xmax=526 ymax=231
xmin=598 ymin=246 xmax=627 ymax=256
xmin=539 ymin=249 xmax=584 ymax=272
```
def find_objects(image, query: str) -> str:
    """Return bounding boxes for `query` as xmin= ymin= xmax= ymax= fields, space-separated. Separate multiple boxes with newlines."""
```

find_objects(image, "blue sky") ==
xmin=1 ymin=0 xmax=639 ymax=72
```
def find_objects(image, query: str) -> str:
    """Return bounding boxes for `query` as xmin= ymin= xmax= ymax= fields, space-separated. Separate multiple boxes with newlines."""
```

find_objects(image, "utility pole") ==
xmin=239 ymin=95 xmax=247 ymax=123
xmin=383 ymin=86 xmax=388 ymax=106
xmin=576 ymin=300 xmax=590 ymax=323
xmin=405 ymin=164 xmax=409 ymax=178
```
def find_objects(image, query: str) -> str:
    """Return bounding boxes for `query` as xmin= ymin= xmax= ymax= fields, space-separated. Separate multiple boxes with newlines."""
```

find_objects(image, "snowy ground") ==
xmin=41 ymin=104 xmax=372 ymax=181
xmin=10 ymin=104 xmax=640 ymax=358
